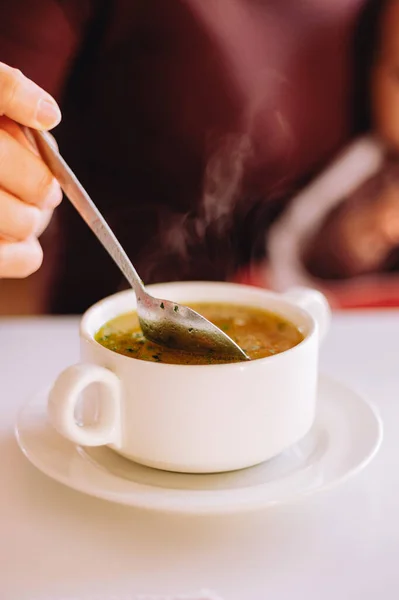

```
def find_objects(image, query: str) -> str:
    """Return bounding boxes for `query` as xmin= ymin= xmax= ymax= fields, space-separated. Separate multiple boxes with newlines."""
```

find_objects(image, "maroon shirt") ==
xmin=0 ymin=0 xmax=367 ymax=312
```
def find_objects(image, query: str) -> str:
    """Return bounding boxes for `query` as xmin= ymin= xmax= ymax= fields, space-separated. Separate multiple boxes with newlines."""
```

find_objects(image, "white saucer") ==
xmin=15 ymin=375 xmax=383 ymax=515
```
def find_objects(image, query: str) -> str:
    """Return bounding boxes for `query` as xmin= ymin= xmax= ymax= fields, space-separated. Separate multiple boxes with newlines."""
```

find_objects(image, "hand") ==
xmin=335 ymin=183 xmax=399 ymax=274
xmin=0 ymin=62 xmax=62 ymax=278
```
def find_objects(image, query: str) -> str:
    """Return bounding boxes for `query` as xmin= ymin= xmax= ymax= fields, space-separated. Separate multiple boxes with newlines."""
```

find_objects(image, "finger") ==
xmin=0 ymin=189 xmax=43 ymax=241
xmin=35 ymin=207 xmax=53 ymax=237
xmin=0 ymin=237 xmax=43 ymax=278
xmin=0 ymin=115 xmax=29 ymax=147
xmin=0 ymin=115 xmax=59 ymax=157
xmin=0 ymin=129 xmax=62 ymax=208
xmin=0 ymin=62 xmax=61 ymax=129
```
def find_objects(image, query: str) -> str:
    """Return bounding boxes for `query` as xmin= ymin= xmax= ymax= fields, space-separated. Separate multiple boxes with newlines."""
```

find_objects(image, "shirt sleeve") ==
xmin=267 ymin=135 xmax=385 ymax=290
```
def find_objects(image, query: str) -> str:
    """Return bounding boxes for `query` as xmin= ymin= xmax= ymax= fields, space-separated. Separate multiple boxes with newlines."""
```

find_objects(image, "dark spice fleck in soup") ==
xmin=95 ymin=303 xmax=304 ymax=365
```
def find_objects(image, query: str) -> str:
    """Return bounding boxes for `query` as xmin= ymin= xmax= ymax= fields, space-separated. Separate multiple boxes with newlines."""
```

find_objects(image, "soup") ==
xmin=95 ymin=303 xmax=304 ymax=365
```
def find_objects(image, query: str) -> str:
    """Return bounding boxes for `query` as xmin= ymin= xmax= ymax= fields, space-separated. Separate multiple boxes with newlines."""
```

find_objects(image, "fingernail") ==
xmin=44 ymin=178 xmax=63 ymax=208
xmin=36 ymin=99 xmax=61 ymax=129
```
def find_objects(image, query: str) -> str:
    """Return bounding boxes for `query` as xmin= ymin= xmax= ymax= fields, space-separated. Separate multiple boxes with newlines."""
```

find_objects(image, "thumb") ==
xmin=0 ymin=62 xmax=61 ymax=130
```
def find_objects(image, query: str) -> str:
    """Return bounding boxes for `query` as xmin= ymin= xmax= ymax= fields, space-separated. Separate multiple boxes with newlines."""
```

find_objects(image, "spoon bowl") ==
xmin=136 ymin=287 xmax=249 ymax=359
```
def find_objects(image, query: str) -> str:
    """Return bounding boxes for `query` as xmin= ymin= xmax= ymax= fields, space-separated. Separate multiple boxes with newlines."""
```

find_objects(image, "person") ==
xmin=267 ymin=0 xmax=399 ymax=308
xmin=0 ymin=0 xmax=384 ymax=313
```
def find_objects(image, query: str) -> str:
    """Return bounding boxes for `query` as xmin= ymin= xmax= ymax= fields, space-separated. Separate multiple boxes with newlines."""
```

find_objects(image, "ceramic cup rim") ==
xmin=80 ymin=281 xmax=316 ymax=370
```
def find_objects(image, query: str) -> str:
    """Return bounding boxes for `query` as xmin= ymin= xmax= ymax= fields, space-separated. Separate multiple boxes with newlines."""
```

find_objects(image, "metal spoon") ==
xmin=26 ymin=128 xmax=249 ymax=361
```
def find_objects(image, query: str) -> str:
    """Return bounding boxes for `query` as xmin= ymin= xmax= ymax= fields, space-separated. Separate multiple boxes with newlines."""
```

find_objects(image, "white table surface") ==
xmin=0 ymin=311 xmax=398 ymax=600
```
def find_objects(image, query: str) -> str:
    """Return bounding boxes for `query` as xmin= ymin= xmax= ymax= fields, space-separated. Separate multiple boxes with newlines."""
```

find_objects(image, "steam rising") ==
xmin=147 ymin=133 xmax=253 ymax=278
xmin=134 ymin=85 xmax=294 ymax=286
xmin=200 ymin=133 xmax=252 ymax=233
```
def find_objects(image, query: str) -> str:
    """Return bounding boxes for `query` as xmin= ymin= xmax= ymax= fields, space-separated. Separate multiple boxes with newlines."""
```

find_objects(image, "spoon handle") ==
xmin=25 ymin=128 xmax=145 ymax=296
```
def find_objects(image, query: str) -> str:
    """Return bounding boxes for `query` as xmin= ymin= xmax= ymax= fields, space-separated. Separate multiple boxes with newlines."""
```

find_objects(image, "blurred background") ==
xmin=1 ymin=0 xmax=399 ymax=314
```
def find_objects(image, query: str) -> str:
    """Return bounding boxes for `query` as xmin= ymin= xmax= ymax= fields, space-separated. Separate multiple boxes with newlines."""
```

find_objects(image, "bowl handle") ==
xmin=283 ymin=287 xmax=331 ymax=342
xmin=48 ymin=364 xmax=122 ymax=447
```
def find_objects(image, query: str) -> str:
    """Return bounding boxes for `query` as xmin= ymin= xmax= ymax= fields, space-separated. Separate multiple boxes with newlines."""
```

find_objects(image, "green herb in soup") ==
xmin=95 ymin=303 xmax=304 ymax=365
